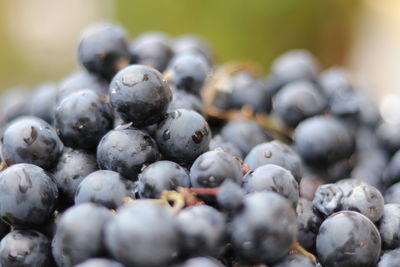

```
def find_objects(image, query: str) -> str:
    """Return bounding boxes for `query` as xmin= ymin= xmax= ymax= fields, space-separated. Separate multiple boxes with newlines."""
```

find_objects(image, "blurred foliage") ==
xmin=0 ymin=0 xmax=361 ymax=89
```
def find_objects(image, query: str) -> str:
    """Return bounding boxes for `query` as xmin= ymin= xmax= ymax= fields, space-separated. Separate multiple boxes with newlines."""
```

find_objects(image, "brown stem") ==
xmin=290 ymin=240 xmax=316 ymax=263
xmin=0 ymin=161 xmax=8 ymax=171
xmin=161 ymin=190 xmax=185 ymax=214
xmin=163 ymin=70 xmax=173 ymax=83
xmin=188 ymin=187 xmax=221 ymax=196
xmin=242 ymin=163 xmax=250 ymax=174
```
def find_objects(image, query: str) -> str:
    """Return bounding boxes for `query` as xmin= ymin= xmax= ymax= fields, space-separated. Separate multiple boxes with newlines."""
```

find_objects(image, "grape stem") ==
xmin=200 ymin=62 xmax=293 ymax=142
xmin=0 ymin=161 xmax=8 ymax=171
xmin=290 ymin=240 xmax=317 ymax=262
xmin=122 ymin=186 xmax=222 ymax=213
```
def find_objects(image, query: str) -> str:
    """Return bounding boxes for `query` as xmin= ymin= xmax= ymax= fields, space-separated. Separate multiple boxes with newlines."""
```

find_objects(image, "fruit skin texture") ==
xmin=209 ymin=135 xmax=243 ymax=159
xmin=244 ymin=140 xmax=302 ymax=182
xmin=97 ymin=127 xmax=160 ymax=180
xmin=129 ymin=31 xmax=173 ymax=72
xmin=57 ymin=70 xmax=108 ymax=102
xmin=319 ymin=67 xmax=360 ymax=118
xmin=221 ymin=120 xmax=272 ymax=156
xmin=378 ymin=203 xmax=400 ymax=249
xmin=273 ymin=80 xmax=326 ymax=127
xmin=231 ymin=191 xmax=297 ymax=265
xmin=74 ymin=258 xmax=124 ymax=267
xmin=168 ymin=88 xmax=205 ymax=115
xmin=294 ymin=116 xmax=354 ymax=166
xmin=242 ymin=164 xmax=299 ymax=208
xmin=78 ymin=22 xmax=131 ymax=81
xmin=0 ymin=163 xmax=58 ymax=227
xmin=313 ymin=183 xmax=344 ymax=217
xmin=166 ymin=52 xmax=209 ymax=96
xmin=51 ymin=203 xmax=113 ymax=267
xmin=216 ymin=180 xmax=245 ymax=213
xmin=178 ymin=257 xmax=224 ymax=267
xmin=385 ymin=181 xmax=400 ymax=204
xmin=228 ymin=71 xmax=273 ymax=114
xmin=272 ymin=253 xmax=316 ymax=267
xmin=138 ymin=160 xmax=190 ymax=198
xmin=54 ymin=89 xmax=113 ymax=151
xmin=190 ymin=150 xmax=243 ymax=188
xmin=28 ymin=82 xmax=57 ymax=124
xmin=296 ymin=198 xmax=322 ymax=252
xmin=105 ymin=202 xmax=179 ymax=267
xmin=377 ymin=121 xmax=400 ymax=154
xmin=1 ymin=116 xmax=64 ymax=170
xmin=75 ymin=170 xmax=136 ymax=209
xmin=378 ymin=248 xmax=400 ymax=267
xmin=173 ymin=34 xmax=214 ymax=65
xmin=271 ymin=49 xmax=319 ymax=83
xmin=0 ymin=88 xmax=30 ymax=124
xmin=312 ymin=180 xmax=384 ymax=223
xmin=0 ymin=230 xmax=53 ymax=267
xmin=382 ymin=149 xmax=400 ymax=187
xmin=155 ymin=109 xmax=211 ymax=165
xmin=110 ymin=64 xmax=172 ymax=128
xmin=176 ymin=205 xmax=225 ymax=257
xmin=52 ymin=148 xmax=98 ymax=206
xmin=339 ymin=183 xmax=384 ymax=223
xmin=316 ymin=211 xmax=381 ymax=267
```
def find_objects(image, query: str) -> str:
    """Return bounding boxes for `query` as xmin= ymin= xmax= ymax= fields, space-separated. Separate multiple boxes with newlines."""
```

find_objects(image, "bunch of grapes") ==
xmin=0 ymin=21 xmax=397 ymax=267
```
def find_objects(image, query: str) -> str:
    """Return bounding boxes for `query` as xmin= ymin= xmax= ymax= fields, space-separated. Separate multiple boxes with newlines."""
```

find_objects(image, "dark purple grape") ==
xmin=138 ymin=160 xmax=190 ymax=198
xmin=178 ymin=257 xmax=224 ymax=267
xmin=216 ymin=180 xmax=245 ymax=213
xmin=209 ymin=135 xmax=243 ymax=159
xmin=52 ymin=147 xmax=98 ymax=206
xmin=54 ymin=89 xmax=113 ymax=151
xmin=155 ymin=109 xmax=211 ymax=165
xmin=130 ymin=32 xmax=173 ymax=71
xmin=173 ymin=35 xmax=214 ymax=65
xmin=74 ymin=258 xmax=125 ymax=267
xmin=274 ymin=80 xmax=326 ymax=127
xmin=378 ymin=248 xmax=400 ymax=267
xmin=57 ymin=70 xmax=108 ymax=102
xmin=231 ymin=192 xmax=297 ymax=264
xmin=165 ymin=52 xmax=209 ymax=96
xmin=52 ymin=203 xmax=113 ymax=266
xmin=168 ymin=88 xmax=205 ymax=115
xmin=316 ymin=211 xmax=381 ymax=267
xmin=271 ymin=49 xmax=319 ymax=84
xmin=176 ymin=205 xmax=225 ymax=257
xmin=0 ymin=163 xmax=58 ymax=227
xmin=294 ymin=116 xmax=355 ymax=166
xmin=27 ymin=82 xmax=57 ymax=124
xmin=296 ymin=198 xmax=322 ymax=252
xmin=97 ymin=127 xmax=160 ymax=180
xmin=0 ymin=230 xmax=53 ymax=267
xmin=190 ymin=150 xmax=243 ymax=188
xmin=1 ymin=116 xmax=63 ymax=170
xmin=378 ymin=204 xmax=400 ymax=249
xmin=105 ymin=202 xmax=179 ymax=267
xmin=220 ymin=120 xmax=272 ymax=156
xmin=242 ymin=164 xmax=299 ymax=208
xmin=75 ymin=170 xmax=136 ymax=209
xmin=109 ymin=65 xmax=172 ymax=128
xmin=78 ymin=22 xmax=131 ymax=81
xmin=244 ymin=140 xmax=302 ymax=182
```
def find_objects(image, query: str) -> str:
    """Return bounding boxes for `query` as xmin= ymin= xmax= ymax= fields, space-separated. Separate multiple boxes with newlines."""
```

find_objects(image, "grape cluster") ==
xmin=0 ymin=21 xmax=397 ymax=267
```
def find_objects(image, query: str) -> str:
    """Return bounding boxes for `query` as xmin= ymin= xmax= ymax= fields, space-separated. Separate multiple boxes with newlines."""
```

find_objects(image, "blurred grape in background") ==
xmin=0 ymin=0 xmax=398 ymax=118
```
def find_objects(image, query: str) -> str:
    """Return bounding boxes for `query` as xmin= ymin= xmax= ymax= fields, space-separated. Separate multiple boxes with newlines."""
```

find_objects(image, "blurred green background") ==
xmin=0 ymin=0 xmax=361 ymax=89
